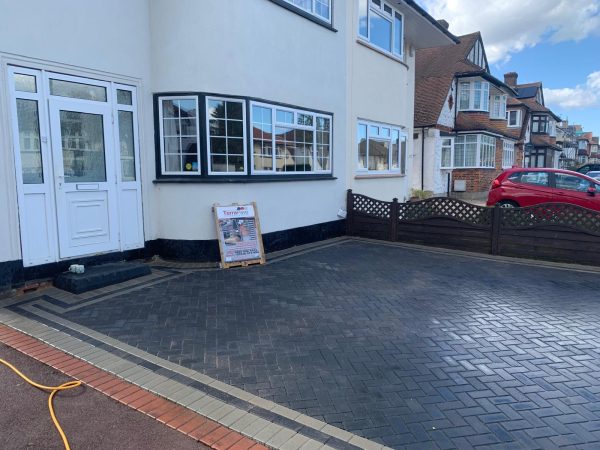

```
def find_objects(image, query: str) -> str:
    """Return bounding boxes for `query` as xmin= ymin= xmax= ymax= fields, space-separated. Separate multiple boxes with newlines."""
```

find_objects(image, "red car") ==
xmin=487 ymin=168 xmax=600 ymax=211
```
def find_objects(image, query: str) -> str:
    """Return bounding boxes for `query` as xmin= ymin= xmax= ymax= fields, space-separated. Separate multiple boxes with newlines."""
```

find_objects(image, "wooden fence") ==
xmin=346 ymin=190 xmax=600 ymax=266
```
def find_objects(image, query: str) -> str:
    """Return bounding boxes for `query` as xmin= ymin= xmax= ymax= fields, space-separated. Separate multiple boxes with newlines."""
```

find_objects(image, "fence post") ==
xmin=390 ymin=198 xmax=399 ymax=241
xmin=490 ymin=204 xmax=501 ymax=255
xmin=346 ymin=189 xmax=354 ymax=236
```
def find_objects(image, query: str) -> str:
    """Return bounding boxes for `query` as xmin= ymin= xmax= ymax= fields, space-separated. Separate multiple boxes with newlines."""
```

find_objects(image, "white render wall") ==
xmin=438 ymin=83 xmax=456 ymax=128
xmin=345 ymin=3 xmax=417 ymax=203
xmin=0 ymin=0 xmax=153 ymax=263
xmin=412 ymin=129 xmax=450 ymax=196
xmin=149 ymin=0 xmax=349 ymax=239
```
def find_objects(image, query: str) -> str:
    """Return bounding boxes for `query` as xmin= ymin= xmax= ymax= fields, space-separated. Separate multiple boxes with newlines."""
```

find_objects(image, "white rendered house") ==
xmin=0 ymin=0 xmax=455 ymax=291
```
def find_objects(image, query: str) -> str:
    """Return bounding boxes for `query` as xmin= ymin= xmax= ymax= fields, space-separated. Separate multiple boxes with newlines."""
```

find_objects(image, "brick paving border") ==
xmin=0 ymin=324 xmax=266 ymax=450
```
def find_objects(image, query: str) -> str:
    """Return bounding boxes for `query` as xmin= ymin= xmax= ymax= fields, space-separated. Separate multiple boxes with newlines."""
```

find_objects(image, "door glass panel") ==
xmin=60 ymin=110 xmax=106 ymax=182
xmin=16 ymin=99 xmax=43 ymax=184
xmin=14 ymin=74 xmax=37 ymax=93
xmin=50 ymin=79 xmax=107 ymax=102
xmin=116 ymin=89 xmax=133 ymax=105
xmin=118 ymin=111 xmax=136 ymax=181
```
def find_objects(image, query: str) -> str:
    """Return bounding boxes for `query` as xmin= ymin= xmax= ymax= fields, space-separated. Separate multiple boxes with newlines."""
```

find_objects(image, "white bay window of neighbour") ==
xmin=451 ymin=134 xmax=496 ymax=168
xmin=159 ymin=97 xmax=200 ymax=174
xmin=503 ymin=140 xmax=515 ymax=168
xmin=458 ymin=81 xmax=489 ymax=111
xmin=358 ymin=0 xmax=404 ymax=58
xmin=250 ymin=102 xmax=331 ymax=174
xmin=357 ymin=121 xmax=406 ymax=174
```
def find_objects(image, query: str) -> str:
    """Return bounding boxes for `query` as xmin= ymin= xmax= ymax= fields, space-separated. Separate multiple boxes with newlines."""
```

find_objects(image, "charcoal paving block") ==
xmin=54 ymin=262 xmax=151 ymax=294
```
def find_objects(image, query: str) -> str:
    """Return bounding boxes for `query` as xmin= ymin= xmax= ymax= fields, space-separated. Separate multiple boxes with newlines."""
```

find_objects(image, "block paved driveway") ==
xmin=62 ymin=240 xmax=600 ymax=449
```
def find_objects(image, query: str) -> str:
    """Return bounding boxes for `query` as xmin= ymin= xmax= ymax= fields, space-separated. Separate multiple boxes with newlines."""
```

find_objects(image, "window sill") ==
xmin=153 ymin=174 xmax=337 ymax=184
xmin=356 ymin=39 xmax=408 ymax=69
xmin=355 ymin=173 xmax=405 ymax=179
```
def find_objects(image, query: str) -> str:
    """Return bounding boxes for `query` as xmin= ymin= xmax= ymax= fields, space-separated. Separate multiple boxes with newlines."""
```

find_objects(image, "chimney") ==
xmin=437 ymin=19 xmax=449 ymax=30
xmin=504 ymin=72 xmax=518 ymax=87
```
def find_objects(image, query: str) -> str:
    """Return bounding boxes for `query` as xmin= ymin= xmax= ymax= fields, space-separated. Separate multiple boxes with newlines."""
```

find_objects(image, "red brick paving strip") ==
xmin=0 ymin=324 xmax=267 ymax=450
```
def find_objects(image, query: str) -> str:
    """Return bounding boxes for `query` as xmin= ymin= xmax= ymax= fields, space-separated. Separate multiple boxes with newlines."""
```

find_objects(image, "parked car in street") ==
xmin=487 ymin=168 xmax=600 ymax=211
xmin=575 ymin=163 xmax=600 ymax=174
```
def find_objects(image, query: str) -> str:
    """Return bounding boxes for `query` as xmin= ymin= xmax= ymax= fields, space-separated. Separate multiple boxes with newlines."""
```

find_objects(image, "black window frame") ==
xmin=153 ymin=92 xmax=335 ymax=183
xmin=532 ymin=115 xmax=549 ymax=134
xmin=268 ymin=0 xmax=337 ymax=32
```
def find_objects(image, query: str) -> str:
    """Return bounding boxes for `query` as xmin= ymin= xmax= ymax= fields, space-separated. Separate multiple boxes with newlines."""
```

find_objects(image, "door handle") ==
xmin=57 ymin=175 xmax=64 ymax=190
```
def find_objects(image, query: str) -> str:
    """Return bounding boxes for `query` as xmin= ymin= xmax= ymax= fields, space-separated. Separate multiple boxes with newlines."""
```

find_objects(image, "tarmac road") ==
xmin=0 ymin=342 xmax=209 ymax=450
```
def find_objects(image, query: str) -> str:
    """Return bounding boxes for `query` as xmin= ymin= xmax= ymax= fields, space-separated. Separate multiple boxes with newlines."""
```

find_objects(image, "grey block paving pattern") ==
xmin=52 ymin=241 xmax=600 ymax=448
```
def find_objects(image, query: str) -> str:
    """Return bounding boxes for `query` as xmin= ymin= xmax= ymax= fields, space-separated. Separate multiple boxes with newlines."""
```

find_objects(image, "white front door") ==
xmin=48 ymin=99 xmax=119 ymax=259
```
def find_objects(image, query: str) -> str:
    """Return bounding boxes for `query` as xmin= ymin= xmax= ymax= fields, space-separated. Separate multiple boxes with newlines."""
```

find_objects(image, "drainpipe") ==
xmin=420 ymin=127 xmax=426 ymax=190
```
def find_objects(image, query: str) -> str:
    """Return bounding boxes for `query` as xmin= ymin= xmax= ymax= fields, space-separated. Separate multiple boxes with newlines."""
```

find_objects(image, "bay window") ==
xmin=156 ymin=93 xmax=333 ymax=179
xmin=458 ymin=81 xmax=489 ymax=111
xmin=358 ymin=0 xmax=404 ymax=58
xmin=357 ymin=120 xmax=406 ymax=174
xmin=444 ymin=134 xmax=497 ymax=168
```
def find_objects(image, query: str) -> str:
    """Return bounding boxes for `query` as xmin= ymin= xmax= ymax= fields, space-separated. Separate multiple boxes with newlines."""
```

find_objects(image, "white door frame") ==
xmin=6 ymin=63 xmax=144 ymax=266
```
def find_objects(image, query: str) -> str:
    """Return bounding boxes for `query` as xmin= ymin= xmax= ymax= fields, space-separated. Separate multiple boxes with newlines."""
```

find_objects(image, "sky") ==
xmin=417 ymin=0 xmax=600 ymax=136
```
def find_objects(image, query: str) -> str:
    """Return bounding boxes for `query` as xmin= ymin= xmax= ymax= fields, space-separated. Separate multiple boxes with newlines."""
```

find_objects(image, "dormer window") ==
xmin=532 ymin=115 xmax=549 ymax=134
xmin=358 ymin=0 xmax=404 ymax=58
xmin=467 ymin=40 xmax=487 ymax=70
xmin=458 ymin=81 xmax=489 ymax=111
xmin=490 ymin=94 xmax=507 ymax=119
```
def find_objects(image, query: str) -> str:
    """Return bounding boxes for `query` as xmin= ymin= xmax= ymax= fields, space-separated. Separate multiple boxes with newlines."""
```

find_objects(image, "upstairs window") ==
xmin=358 ymin=0 xmax=404 ymax=58
xmin=283 ymin=0 xmax=331 ymax=23
xmin=507 ymin=110 xmax=521 ymax=127
xmin=458 ymin=81 xmax=489 ymax=111
xmin=490 ymin=95 xmax=507 ymax=119
xmin=532 ymin=115 xmax=549 ymax=134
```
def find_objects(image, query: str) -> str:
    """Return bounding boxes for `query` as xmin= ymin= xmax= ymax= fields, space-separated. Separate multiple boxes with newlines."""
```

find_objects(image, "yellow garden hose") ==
xmin=0 ymin=358 xmax=81 ymax=450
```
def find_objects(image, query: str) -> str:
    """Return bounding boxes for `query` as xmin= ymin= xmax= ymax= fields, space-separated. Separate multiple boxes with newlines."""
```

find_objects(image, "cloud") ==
xmin=544 ymin=71 xmax=600 ymax=109
xmin=418 ymin=0 xmax=600 ymax=64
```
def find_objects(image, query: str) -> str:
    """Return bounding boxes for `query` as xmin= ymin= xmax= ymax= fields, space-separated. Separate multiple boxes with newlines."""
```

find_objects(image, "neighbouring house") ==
xmin=503 ymin=73 xmax=562 ymax=169
xmin=577 ymin=131 xmax=594 ymax=164
xmin=0 ymin=0 xmax=456 ymax=292
xmin=413 ymin=30 xmax=518 ymax=200
xmin=556 ymin=121 xmax=578 ymax=169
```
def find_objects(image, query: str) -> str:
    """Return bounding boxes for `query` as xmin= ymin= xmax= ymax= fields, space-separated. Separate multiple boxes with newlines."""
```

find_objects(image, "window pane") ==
xmin=393 ymin=14 xmax=402 ymax=55
xmin=473 ymin=82 xmax=481 ymax=109
xmin=118 ymin=110 xmax=136 ymax=181
xmin=520 ymin=171 xmax=549 ymax=186
xmin=459 ymin=83 xmax=470 ymax=110
xmin=252 ymin=105 xmax=273 ymax=171
xmin=14 ymin=74 xmax=37 ymax=93
xmin=555 ymin=174 xmax=590 ymax=192
xmin=117 ymin=89 xmax=133 ymax=105
xmin=60 ymin=110 xmax=106 ymax=182
xmin=50 ymin=79 xmax=107 ymax=102
xmin=315 ymin=0 xmax=330 ymax=20
xmin=441 ymin=138 xmax=452 ymax=168
xmin=178 ymin=99 xmax=197 ymax=117
xmin=276 ymin=110 xmax=294 ymax=124
xmin=358 ymin=124 xmax=367 ymax=169
xmin=16 ymin=99 xmax=43 ymax=184
xmin=368 ymin=138 xmax=389 ymax=171
xmin=358 ymin=0 xmax=368 ymax=37
xmin=391 ymin=131 xmax=399 ymax=169
xmin=369 ymin=11 xmax=392 ymax=52
xmin=160 ymin=97 xmax=199 ymax=174
xmin=400 ymin=138 xmax=406 ymax=174
xmin=207 ymin=98 xmax=245 ymax=173
xmin=297 ymin=113 xmax=313 ymax=126
xmin=454 ymin=139 xmax=465 ymax=167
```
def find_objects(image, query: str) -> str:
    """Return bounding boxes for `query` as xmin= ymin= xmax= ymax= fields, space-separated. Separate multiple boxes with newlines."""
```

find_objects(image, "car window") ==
xmin=519 ymin=171 xmax=549 ymax=186
xmin=555 ymin=173 xmax=591 ymax=192
xmin=507 ymin=172 xmax=521 ymax=182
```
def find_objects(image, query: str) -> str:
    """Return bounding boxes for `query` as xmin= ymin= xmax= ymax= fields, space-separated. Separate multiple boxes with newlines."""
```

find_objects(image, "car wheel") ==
xmin=497 ymin=200 xmax=519 ymax=208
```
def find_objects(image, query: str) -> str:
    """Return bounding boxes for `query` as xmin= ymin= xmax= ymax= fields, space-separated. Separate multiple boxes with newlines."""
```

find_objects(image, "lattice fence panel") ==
xmin=352 ymin=194 xmax=391 ymax=219
xmin=501 ymin=203 xmax=600 ymax=235
xmin=398 ymin=197 xmax=491 ymax=226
